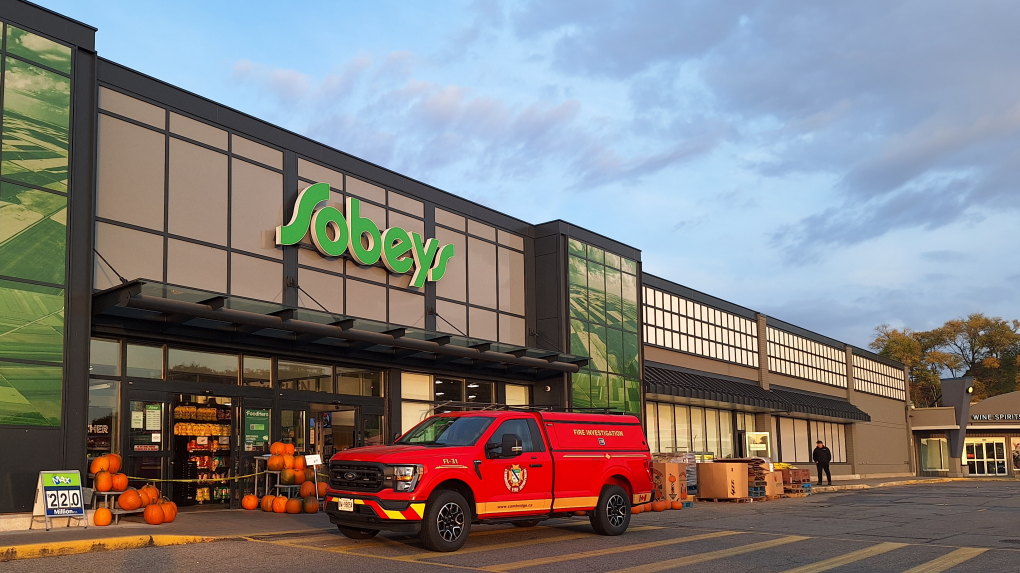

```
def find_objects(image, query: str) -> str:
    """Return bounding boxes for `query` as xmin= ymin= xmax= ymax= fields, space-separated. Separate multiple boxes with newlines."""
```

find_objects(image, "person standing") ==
xmin=813 ymin=440 xmax=832 ymax=486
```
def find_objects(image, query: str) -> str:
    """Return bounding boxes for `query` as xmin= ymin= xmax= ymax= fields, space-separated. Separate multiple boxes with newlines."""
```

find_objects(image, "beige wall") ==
xmin=767 ymin=372 xmax=847 ymax=398
xmin=644 ymin=345 xmax=758 ymax=382
xmin=851 ymin=392 xmax=912 ymax=476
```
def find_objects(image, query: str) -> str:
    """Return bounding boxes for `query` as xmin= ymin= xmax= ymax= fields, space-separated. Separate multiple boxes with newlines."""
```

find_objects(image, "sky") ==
xmin=41 ymin=0 xmax=1020 ymax=348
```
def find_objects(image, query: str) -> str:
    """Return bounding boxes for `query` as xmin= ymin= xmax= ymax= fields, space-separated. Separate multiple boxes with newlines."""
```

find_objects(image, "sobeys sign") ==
xmin=276 ymin=183 xmax=455 ymax=288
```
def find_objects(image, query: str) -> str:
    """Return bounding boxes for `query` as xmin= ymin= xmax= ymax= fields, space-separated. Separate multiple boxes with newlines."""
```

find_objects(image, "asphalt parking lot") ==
xmin=6 ymin=481 xmax=1020 ymax=572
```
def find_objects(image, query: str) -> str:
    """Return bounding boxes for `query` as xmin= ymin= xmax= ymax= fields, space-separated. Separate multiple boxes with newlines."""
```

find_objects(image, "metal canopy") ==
xmin=92 ymin=281 xmax=586 ymax=381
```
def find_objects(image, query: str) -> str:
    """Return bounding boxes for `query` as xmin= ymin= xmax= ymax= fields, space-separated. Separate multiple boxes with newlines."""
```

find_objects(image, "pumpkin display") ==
xmin=118 ymin=489 xmax=142 ymax=511
xmin=303 ymin=496 xmax=318 ymax=514
xmin=143 ymin=504 xmax=165 ymax=525
xmin=292 ymin=469 xmax=306 ymax=486
xmin=299 ymin=481 xmax=315 ymax=498
xmin=106 ymin=453 xmax=123 ymax=474
xmin=272 ymin=496 xmax=288 ymax=513
xmin=282 ymin=455 xmax=295 ymax=470
xmin=292 ymin=456 xmax=305 ymax=472
xmin=261 ymin=495 xmax=276 ymax=512
xmin=671 ymin=501 xmax=685 ymax=510
xmin=94 ymin=507 xmax=112 ymax=526
xmin=167 ymin=501 xmax=178 ymax=522
xmin=160 ymin=501 xmax=176 ymax=523
xmin=285 ymin=498 xmax=302 ymax=514
xmin=317 ymin=481 xmax=327 ymax=498
xmin=279 ymin=469 xmax=296 ymax=485
xmin=283 ymin=443 xmax=295 ymax=456
xmin=651 ymin=501 xmax=669 ymax=512
xmin=242 ymin=494 xmax=259 ymax=510
xmin=304 ymin=468 xmax=315 ymax=482
xmin=270 ymin=442 xmax=286 ymax=456
xmin=138 ymin=489 xmax=152 ymax=507
xmin=89 ymin=456 xmax=111 ymax=475
xmin=94 ymin=471 xmax=113 ymax=492
xmin=267 ymin=455 xmax=285 ymax=471
xmin=640 ymin=503 xmax=652 ymax=513
xmin=111 ymin=473 xmax=129 ymax=492
xmin=631 ymin=504 xmax=644 ymax=515
xmin=142 ymin=484 xmax=160 ymax=502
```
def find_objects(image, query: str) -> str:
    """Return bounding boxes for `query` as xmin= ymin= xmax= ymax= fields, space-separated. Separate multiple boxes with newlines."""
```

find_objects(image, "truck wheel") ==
xmin=589 ymin=485 xmax=630 ymax=536
xmin=512 ymin=520 xmax=541 ymax=528
xmin=420 ymin=490 xmax=472 ymax=552
xmin=337 ymin=525 xmax=379 ymax=539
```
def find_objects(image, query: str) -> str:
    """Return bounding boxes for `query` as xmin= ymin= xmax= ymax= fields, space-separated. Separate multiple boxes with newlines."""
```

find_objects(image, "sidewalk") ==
xmin=809 ymin=475 xmax=1018 ymax=494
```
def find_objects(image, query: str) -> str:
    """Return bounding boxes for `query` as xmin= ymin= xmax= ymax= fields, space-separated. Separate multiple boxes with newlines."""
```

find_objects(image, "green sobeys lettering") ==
xmin=275 ymin=182 xmax=454 ymax=288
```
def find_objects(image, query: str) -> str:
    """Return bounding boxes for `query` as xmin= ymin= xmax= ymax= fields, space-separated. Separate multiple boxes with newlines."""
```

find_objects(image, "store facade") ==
xmin=0 ymin=1 xmax=912 ymax=515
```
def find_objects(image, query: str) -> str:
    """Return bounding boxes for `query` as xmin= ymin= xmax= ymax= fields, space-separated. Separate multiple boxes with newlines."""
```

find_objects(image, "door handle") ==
xmin=529 ymin=464 xmax=543 ymax=468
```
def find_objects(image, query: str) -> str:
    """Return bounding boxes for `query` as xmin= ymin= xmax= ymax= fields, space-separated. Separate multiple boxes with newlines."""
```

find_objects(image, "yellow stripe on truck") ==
xmin=409 ymin=503 xmax=426 ymax=519
xmin=552 ymin=496 xmax=599 ymax=510
xmin=476 ymin=499 xmax=553 ymax=514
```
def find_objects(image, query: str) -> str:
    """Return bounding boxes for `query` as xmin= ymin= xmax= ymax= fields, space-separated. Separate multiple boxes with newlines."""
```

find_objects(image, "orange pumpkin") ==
xmin=303 ymin=496 xmax=318 ymax=514
xmin=106 ymin=453 xmax=123 ymax=474
xmin=283 ymin=443 xmax=295 ymax=456
xmin=631 ymin=505 xmax=643 ymax=514
xmin=94 ymin=471 xmax=113 ymax=492
xmin=142 ymin=484 xmax=160 ymax=501
xmin=242 ymin=494 xmax=259 ymax=510
xmin=138 ymin=489 xmax=152 ymax=507
xmin=143 ymin=504 xmax=164 ymax=525
xmin=111 ymin=473 xmax=129 ymax=492
xmin=118 ymin=488 xmax=142 ymax=511
xmin=282 ymin=455 xmax=294 ymax=470
xmin=292 ymin=456 xmax=305 ymax=472
xmin=160 ymin=501 xmax=176 ymax=522
xmin=292 ymin=469 xmax=306 ymax=485
xmin=261 ymin=495 xmax=276 ymax=512
xmin=304 ymin=468 xmax=315 ymax=483
xmin=640 ymin=503 xmax=652 ymax=513
xmin=270 ymin=442 xmax=286 ymax=456
xmin=94 ymin=507 xmax=113 ymax=526
xmin=671 ymin=501 xmax=685 ymax=510
xmin=167 ymin=501 xmax=178 ymax=521
xmin=267 ymin=455 xmax=285 ymax=472
xmin=272 ymin=496 xmax=288 ymax=513
xmin=280 ymin=469 xmax=296 ymax=485
xmin=651 ymin=501 xmax=669 ymax=512
xmin=299 ymin=481 xmax=315 ymax=498
xmin=285 ymin=498 xmax=302 ymax=514
xmin=316 ymin=481 xmax=327 ymax=498
xmin=90 ymin=456 xmax=111 ymax=475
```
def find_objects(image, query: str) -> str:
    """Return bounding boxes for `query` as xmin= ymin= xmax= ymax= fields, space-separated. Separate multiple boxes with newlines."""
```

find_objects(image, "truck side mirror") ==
xmin=501 ymin=434 xmax=523 ymax=458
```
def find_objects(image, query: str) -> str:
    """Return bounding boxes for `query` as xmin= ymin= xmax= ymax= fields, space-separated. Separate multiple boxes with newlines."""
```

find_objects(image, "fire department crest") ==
xmin=503 ymin=463 xmax=528 ymax=492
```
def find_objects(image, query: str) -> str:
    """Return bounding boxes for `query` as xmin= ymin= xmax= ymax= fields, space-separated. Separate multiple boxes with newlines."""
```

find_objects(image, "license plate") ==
xmin=338 ymin=498 xmax=354 ymax=512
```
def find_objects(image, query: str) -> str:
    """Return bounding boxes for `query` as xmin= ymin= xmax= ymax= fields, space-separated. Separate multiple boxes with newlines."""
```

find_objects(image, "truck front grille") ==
xmin=330 ymin=462 xmax=384 ymax=492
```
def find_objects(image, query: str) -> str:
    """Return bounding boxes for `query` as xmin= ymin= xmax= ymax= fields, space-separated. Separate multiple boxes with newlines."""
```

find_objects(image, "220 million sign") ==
xmin=30 ymin=470 xmax=88 ymax=530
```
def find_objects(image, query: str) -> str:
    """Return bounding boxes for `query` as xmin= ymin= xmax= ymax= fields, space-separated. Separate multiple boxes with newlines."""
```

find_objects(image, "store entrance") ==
xmin=309 ymin=404 xmax=360 ymax=460
xmin=966 ymin=438 xmax=1008 ymax=476
xmin=171 ymin=394 xmax=235 ymax=506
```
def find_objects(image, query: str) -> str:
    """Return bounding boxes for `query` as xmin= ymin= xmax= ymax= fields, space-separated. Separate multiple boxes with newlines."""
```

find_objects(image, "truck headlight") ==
xmin=391 ymin=465 xmax=423 ymax=492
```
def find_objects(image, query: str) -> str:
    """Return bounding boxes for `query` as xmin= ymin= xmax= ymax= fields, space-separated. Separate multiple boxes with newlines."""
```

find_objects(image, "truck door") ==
xmin=478 ymin=417 xmax=553 ymax=517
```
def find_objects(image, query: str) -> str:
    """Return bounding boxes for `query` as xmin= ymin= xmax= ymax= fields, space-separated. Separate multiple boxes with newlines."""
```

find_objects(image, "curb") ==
xmin=810 ymin=477 xmax=1017 ymax=494
xmin=0 ymin=534 xmax=221 ymax=562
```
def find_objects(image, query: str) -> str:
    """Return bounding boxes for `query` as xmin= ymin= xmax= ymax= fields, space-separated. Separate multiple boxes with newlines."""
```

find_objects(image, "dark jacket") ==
xmin=813 ymin=446 xmax=832 ymax=465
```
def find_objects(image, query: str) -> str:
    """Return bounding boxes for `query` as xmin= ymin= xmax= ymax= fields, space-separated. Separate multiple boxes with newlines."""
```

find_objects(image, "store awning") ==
xmin=644 ymin=365 xmax=787 ymax=410
xmin=769 ymin=386 xmax=871 ymax=422
xmin=91 ymin=281 xmax=586 ymax=381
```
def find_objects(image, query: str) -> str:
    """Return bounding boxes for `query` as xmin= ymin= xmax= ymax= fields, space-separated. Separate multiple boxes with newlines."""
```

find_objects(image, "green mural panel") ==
xmin=589 ymin=371 xmax=608 ymax=409
xmin=586 ymin=244 xmax=604 ymax=264
xmin=586 ymin=261 xmax=605 ymax=324
xmin=621 ymin=272 xmax=638 ymax=333
xmin=5 ymin=26 xmax=72 ymax=74
xmin=609 ymin=374 xmax=625 ymax=411
xmin=0 ymin=360 xmax=61 ymax=426
xmin=0 ymin=279 xmax=64 ymax=363
xmin=607 ymin=326 xmax=624 ymax=375
xmin=1 ymin=56 xmax=71 ymax=193
xmin=588 ymin=323 xmax=608 ymax=372
xmin=569 ymin=319 xmax=588 ymax=358
xmin=605 ymin=267 xmax=622 ymax=329
xmin=621 ymin=258 xmax=637 ymax=275
xmin=568 ymin=255 xmax=587 ymax=321
xmin=625 ymin=378 xmax=641 ymax=413
xmin=605 ymin=251 xmax=621 ymax=270
xmin=571 ymin=372 xmax=591 ymax=410
xmin=567 ymin=237 xmax=585 ymax=257
xmin=0 ymin=182 xmax=66 ymax=283
xmin=624 ymin=331 xmax=640 ymax=377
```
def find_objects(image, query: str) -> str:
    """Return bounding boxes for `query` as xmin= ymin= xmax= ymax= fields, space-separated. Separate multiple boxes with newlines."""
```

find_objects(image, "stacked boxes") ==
xmin=695 ymin=463 xmax=748 ymax=500
xmin=652 ymin=462 xmax=689 ymax=504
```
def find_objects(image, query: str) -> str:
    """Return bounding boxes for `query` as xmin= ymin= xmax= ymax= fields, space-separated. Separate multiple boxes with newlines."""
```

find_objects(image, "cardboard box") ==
xmin=652 ymin=462 xmax=689 ymax=502
xmin=695 ymin=462 xmax=748 ymax=499
xmin=763 ymin=471 xmax=783 ymax=497
xmin=780 ymin=468 xmax=811 ymax=484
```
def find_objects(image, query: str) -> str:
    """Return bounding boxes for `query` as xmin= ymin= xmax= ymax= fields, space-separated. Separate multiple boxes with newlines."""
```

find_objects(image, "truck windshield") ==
xmin=398 ymin=416 xmax=495 ymax=446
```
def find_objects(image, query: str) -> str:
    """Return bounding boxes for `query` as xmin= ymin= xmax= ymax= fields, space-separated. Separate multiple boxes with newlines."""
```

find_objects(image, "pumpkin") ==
xmin=90 ymin=456 xmax=111 ymax=475
xmin=118 ymin=489 xmax=142 ymax=511
xmin=267 ymin=455 xmax=285 ymax=472
xmin=640 ymin=503 xmax=652 ymax=513
xmin=261 ymin=495 xmax=276 ymax=512
xmin=284 ymin=443 xmax=295 ymax=456
xmin=142 ymin=484 xmax=160 ymax=501
xmin=285 ymin=498 xmax=302 ymax=514
xmin=292 ymin=456 xmax=305 ymax=472
xmin=317 ymin=481 xmax=327 ymax=498
xmin=631 ymin=505 xmax=643 ymax=514
xmin=292 ymin=469 xmax=306 ymax=485
xmin=143 ymin=504 xmax=164 ymax=525
xmin=242 ymin=494 xmax=259 ymax=510
xmin=671 ymin=501 xmax=685 ymax=510
xmin=94 ymin=507 xmax=112 ymax=526
xmin=282 ymin=455 xmax=294 ymax=470
xmin=272 ymin=496 xmax=288 ymax=513
xmin=651 ymin=501 xmax=669 ymax=512
xmin=299 ymin=481 xmax=315 ymax=498
xmin=280 ymin=469 xmax=296 ymax=485
xmin=160 ymin=501 xmax=176 ymax=522
xmin=106 ymin=453 xmax=123 ymax=474
xmin=270 ymin=442 xmax=286 ymax=456
xmin=303 ymin=496 xmax=318 ymax=514
xmin=112 ymin=473 xmax=129 ymax=492
xmin=138 ymin=489 xmax=152 ymax=507
xmin=94 ymin=471 xmax=113 ymax=492
xmin=166 ymin=501 xmax=178 ymax=522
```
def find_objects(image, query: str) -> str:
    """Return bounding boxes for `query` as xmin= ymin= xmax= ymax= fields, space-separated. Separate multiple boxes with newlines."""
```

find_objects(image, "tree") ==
xmin=869 ymin=325 xmax=960 ymax=406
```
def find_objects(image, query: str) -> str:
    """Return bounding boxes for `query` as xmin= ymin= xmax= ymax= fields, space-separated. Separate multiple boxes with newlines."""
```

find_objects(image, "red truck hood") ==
xmin=330 ymin=444 xmax=471 ymax=464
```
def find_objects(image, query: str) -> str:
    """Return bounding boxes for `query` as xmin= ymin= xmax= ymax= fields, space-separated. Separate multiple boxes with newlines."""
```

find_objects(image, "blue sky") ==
xmin=44 ymin=0 xmax=1020 ymax=347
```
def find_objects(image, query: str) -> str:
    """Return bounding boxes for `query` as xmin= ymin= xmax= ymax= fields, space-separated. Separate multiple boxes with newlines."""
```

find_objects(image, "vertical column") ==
xmin=386 ymin=367 xmax=403 ymax=443
xmin=423 ymin=206 xmax=437 ymax=331
xmin=282 ymin=152 xmax=298 ymax=307
xmin=844 ymin=346 xmax=858 ymax=475
xmin=903 ymin=364 xmax=916 ymax=475
xmin=755 ymin=313 xmax=769 ymax=391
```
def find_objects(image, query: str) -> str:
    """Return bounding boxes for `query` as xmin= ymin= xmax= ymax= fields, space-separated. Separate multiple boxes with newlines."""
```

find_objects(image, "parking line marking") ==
xmin=901 ymin=547 xmax=988 ymax=573
xmin=401 ymin=526 xmax=661 ymax=561
xmin=483 ymin=530 xmax=741 ymax=572
xmin=607 ymin=535 xmax=809 ymax=573
xmin=778 ymin=542 xmax=908 ymax=573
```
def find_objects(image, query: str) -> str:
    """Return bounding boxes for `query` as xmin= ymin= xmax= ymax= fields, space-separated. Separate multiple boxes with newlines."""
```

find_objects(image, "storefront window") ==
xmin=466 ymin=381 xmax=493 ymax=403
xmin=0 ymin=361 xmax=62 ymax=426
xmin=336 ymin=367 xmax=383 ymax=397
xmin=242 ymin=408 xmax=271 ymax=452
xmin=281 ymin=409 xmax=306 ymax=453
xmin=364 ymin=413 xmax=384 ymax=445
xmin=401 ymin=372 xmax=432 ymax=400
xmin=505 ymin=384 xmax=529 ymax=405
xmin=719 ymin=410 xmax=734 ymax=458
xmin=168 ymin=348 xmax=239 ymax=384
xmin=278 ymin=361 xmax=331 ymax=392
xmin=90 ymin=338 xmax=120 ymax=376
xmin=657 ymin=403 xmax=675 ymax=453
xmin=921 ymin=438 xmax=949 ymax=471
xmin=434 ymin=377 xmax=463 ymax=402
xmin=690 ymin=407 xmax=705 ymax=453
xmin=126 ymin=344 xmax=163 ymax=378
xmin=87 ymin=379 xmax=119 ymax=459
xmin=242 ymin=356 xmax=271 ymax=387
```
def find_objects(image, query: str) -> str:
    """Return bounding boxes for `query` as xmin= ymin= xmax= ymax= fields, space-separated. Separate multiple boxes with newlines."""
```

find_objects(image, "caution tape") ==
xmin=118 ymin=471 xmax=268 ymax=484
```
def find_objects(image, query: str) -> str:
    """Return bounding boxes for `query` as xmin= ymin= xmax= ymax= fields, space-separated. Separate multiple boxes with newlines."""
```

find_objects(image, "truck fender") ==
xmin=429 ymin=479 xmax=478 ymax=519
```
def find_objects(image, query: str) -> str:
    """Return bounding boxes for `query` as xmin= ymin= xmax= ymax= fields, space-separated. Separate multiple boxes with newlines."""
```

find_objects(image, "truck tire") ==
xmin=337 ymin=525 xmax=379 ymax=539
xmin=420 ymin=489 xmax=472 ymax=552
xmin=512 ymin=520 xmax=541 ymax=528
xmin=589 ymin=485 xmax=630 ymax=536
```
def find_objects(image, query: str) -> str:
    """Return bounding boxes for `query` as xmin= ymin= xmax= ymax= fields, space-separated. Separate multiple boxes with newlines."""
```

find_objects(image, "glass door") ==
xmin=172 ymin=394 xmax=235 ymax=506
xmin=966 ymin=439 xmax=1007 ymax=476
xmin=125 ymin=397 xmax=170 ymax=491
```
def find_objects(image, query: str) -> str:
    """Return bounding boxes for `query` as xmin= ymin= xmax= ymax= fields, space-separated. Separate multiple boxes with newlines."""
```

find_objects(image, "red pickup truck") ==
xmin=324 ymin=410 xmax=654 ymax=551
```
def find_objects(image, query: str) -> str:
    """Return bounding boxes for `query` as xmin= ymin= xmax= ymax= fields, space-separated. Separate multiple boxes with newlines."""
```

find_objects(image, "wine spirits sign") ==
xmin=276 ymin=183 xmax=455 ymax=288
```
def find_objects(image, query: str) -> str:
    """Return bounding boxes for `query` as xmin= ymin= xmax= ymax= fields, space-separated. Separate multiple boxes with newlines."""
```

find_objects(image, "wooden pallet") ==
xmin=697 ymin=497 xmax=753 ymax=503
xmin=784 ymin=493 xmax=809 ymax=498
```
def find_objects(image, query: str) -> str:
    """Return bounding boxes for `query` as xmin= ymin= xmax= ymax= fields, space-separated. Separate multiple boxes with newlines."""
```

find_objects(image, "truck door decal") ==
xmin=504 ymin=464 xmax=528 ymax=492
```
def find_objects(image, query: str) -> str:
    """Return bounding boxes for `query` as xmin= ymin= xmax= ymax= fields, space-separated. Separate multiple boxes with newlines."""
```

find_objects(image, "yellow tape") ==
xmin=118 ymin=471 xmax=269 ymax=484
